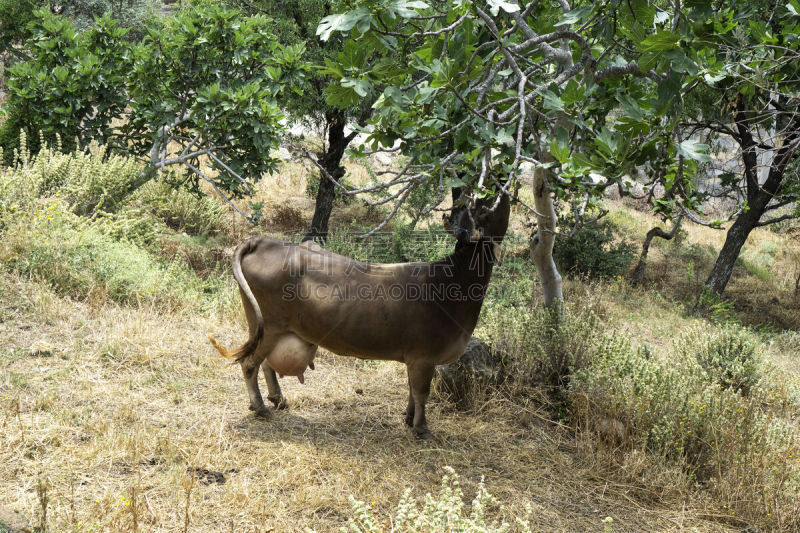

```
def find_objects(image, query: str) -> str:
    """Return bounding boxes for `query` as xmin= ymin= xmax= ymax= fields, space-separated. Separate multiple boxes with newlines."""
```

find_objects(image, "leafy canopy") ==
xmin=1 ymin=5 xmax=309 ymax=212
xmin=316 ymin=0 xmax=714 ymax=233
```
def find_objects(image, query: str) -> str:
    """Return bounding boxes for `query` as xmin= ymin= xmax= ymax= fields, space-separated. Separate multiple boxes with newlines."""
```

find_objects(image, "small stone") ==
xmin=434 ymin=337 xmax=505 ymax=409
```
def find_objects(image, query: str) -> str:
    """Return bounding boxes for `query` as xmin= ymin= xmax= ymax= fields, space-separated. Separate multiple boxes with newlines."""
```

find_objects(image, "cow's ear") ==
xmin=476 ymin=205 xmax=490 ymax=224
xmin=442 ymin=213 xmax=453 ymax=233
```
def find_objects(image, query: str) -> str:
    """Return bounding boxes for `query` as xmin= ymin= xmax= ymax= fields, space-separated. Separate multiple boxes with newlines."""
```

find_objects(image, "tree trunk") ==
xmin=698 ymin=104 xmax=797 ymax=302
xmin=529 ymin=168 xmax=563 ymax=307
xmin=701 ymin=207 xmax=763 ymax=296
xmin=303 ymin=110 xmax=353 ymax=241
xmin=630 ymin=215 xmax=683 ymax=285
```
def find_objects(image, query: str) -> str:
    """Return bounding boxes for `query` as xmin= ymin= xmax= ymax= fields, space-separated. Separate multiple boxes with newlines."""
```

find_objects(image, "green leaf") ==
xmin=549 ymin=137 xmax=570 ymax=164
xmin=387 ymin=0 xmax=431 ymax=18
xmin=639 ymin=30 xmax=680 ymax=52
xmin=677 ymin=140 xmax=711 ymax=162
xmin=595 ymin=127 xmax=619 ymax=156
xmin=555 ymin=6 xmax=592 ymax=27
xmin=656 ymin=71 xmax=682 ymax=113
xmin=561 ymin=79 xmax=585 ymax=106
xmin=342 ymin=77 xmax=371 ymax=97
xmin=539 ymin=89 xmax=564 ymax=112
xmin=486 ymin=0 xmax=520 ymax=16
xmin=317 ymin=8 xmax=371 ymax=41
xmin=617 ymin=94 xmax=645 ymax=122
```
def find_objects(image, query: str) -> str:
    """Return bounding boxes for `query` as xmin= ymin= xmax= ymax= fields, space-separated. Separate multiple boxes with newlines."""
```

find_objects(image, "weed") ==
xmin=676 ymin=325 xmax=762 ymax=396
xmin=571 ymin=329 xmax=800 ymax=528
xmin=696 ymin=288 xmax=737 ymax=325
xmin=268 ymin=204 xmax=306 ymax=232
xmin=482 ymin=299 xmax=602 ymax=401
xmin=36 ymin=475 xmax=49 ymax=533
xmin=133 ymin=181 xmax=227 ymax=236
xmin=339 ymin=467 xmax=527 ymax=533
xmin=1 ymin=209 xmax=230 ymax=313
xmin=553 ymin=215 xmax=635 ymax=279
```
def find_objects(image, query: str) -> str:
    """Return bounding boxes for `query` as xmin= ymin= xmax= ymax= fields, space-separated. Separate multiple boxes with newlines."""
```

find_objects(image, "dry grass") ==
xmin=0 ymin=271 xmax=736 ymax=532
xmin=601 ymin=199 xmax=800 ymax=330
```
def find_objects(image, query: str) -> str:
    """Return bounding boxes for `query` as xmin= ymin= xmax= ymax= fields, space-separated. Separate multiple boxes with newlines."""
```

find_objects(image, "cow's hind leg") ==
xmin=238 ymin=287 xmax=273 ymax=418
xmin=261 ymin=362 xmax=288 ymax=410
xmin=407 ymin=362 xmax=436 ymax=440
xmin=243 ymin=360 xmax=272 ymax=419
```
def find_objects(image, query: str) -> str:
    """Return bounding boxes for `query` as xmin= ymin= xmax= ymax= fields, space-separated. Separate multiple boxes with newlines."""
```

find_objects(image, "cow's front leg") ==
xmin=404 ymin=379 xmax=415 ymax=427
xmin=242 ymin=358 xmax=272 ymax=419
xmin=407 ymin=362 xmax=436 ymax=440
xmin=261 ymin=360 xmax=288 ymax=410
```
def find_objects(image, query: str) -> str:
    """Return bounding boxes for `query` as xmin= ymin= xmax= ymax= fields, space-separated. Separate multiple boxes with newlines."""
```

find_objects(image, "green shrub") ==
xmin=481 ymin=301 xmax=601 ymax=396
xmin=339 ymin=467 xmax=531 ymax=533
xmin=553 ymin=216 xmax=635 ymax=279
xmin=696 ymin=287 xmax=738 ymax=324
xmin=0 ymin=204 xmax=229 ymax=313
xmin=571 ymin=331 xmax=800 ymax=529
xmin=0 ymin=134 xmax=143 ymax=216
xmin=132 ymin=181 xmax=228 ymax=236
xmin=89 ymin=207 xmax=165 ymax=247
xmin=676 ymin=325 xmax=762 ymax=396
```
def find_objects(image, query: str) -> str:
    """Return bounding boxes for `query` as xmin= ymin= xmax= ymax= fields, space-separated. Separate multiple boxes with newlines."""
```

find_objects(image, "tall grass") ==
xmin=0 ymin=140 xmax=235 ymax=314
xmin=476 ymin=279 xmax=800 ymax=530
xmin=569 ymin=327 xmax=800 ymax=529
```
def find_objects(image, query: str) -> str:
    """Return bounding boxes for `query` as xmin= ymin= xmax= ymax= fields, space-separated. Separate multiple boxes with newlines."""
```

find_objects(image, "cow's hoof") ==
xmin=268 ymin=395 xmax=289 ymax=410
xmin=413 ymin=427 xmax=435 ymax=440
xmin=251 ymin=405 xmax=273 ymax=419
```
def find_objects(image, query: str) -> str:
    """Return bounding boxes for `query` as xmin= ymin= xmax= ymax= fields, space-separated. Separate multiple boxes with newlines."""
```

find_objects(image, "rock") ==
xmin=371 ymin=151 xmax=395 ymax=166
xmin=276 ymin=146 xmax=292 ymax=161
xmin=434 ymin=337 xmax=506 ymax=409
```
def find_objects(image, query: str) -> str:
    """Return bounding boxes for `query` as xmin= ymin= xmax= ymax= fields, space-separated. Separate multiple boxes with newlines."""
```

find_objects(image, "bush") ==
xmin=0 ymin=199 xmax=228 ymax=313
xmin=553 ymin=216 xmax=635 ymax=279
xmin=132 ymin=181 xmax=228 ymax=236
xmin=268 ymin=204 xmax=306 ymax=232
xmin=481 ymin=300 xmax=602 ymax=398
xmin=0 ymin=144 xmax=233 ymax=313
xmin=676 ymin=325 xmax=762 ymax=396
xmin=570 ymin=330 xmax=800 ymax=529
xmin=339 ymin=467 xmax=531 ymax=533
xmin=0 ymin=134 xmax=143 ymax=216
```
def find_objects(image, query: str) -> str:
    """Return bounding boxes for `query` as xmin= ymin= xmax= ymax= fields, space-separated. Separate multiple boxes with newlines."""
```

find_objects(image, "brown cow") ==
xmin=209 ymin=193 xmax=510 ymax=439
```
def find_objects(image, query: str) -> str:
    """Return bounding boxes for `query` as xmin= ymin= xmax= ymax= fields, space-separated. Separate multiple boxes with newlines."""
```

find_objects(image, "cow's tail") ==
xmin=208 ymin=239 xmax=264 ymax=363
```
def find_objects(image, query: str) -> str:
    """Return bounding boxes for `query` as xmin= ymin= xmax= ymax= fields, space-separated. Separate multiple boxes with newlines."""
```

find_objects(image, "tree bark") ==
xmin=630 ymin=215 xmax=683 ymax=285
xmin=699 ymin=102 xmax=798 ymax=301
xmin=529 ymin=168 xmax=563 ymax=307
xmin=303 ymin=110 xmax=354 ymax=241
xmin=702 ymin=207 xmax=763 ymax=296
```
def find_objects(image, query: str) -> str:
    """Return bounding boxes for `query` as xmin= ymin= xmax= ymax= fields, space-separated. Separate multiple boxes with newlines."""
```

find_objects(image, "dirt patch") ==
xmin=0 ymin=505 xmax=30 ymax=533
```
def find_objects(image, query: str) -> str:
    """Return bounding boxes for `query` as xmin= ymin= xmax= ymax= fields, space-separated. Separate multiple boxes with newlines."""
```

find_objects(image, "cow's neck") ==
xmin=435 ymin=241 xmax=497 ymax=330
xmin=447 ymin=241 xmax=496 ymax=285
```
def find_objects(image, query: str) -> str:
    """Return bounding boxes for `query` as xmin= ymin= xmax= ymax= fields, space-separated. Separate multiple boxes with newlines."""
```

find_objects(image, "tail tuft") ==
xmin=208 ymin=333 xmax=255 ymax=362
xmin=208 ymin=334 xmax=235 ymax=359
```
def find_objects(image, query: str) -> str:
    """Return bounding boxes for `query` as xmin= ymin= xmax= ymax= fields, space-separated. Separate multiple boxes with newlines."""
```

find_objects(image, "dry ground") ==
xmin=0 ymin=270 xmax=736 ymax=532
